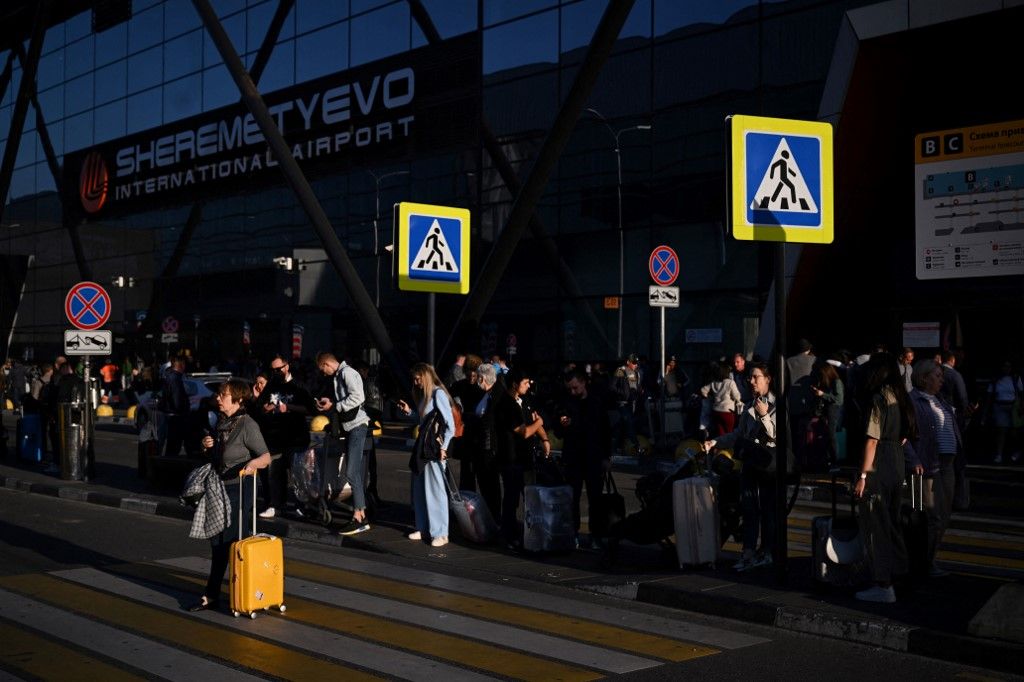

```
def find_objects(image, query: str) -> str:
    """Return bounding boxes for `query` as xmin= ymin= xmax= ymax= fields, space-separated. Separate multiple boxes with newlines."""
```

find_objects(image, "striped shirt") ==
xmin=922 ymin=393 xmax=957 ymax=454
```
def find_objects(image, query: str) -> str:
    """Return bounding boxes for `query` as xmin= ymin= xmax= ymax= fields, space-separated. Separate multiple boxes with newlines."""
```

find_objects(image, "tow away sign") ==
xmin=649 ymin=286 xmax=680 ymax=307
xmin=64 ymin=329 xmax=112 ymax=355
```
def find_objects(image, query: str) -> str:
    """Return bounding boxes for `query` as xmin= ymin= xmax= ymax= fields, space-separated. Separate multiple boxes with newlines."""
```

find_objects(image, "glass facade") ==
xmin=1 ymin=0 xmax=874 ymax=370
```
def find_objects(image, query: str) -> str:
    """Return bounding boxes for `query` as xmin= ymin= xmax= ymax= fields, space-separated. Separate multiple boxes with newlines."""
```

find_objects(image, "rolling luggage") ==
xmin=17 ymin=414 xmax=43 ymax=462
xmin=230 ymin=472 xmax=286 ymax=619
xmin=901 ymin=472 xmax=929 ymax=579
xmin=444 ymin=466 xmax=498 ymax=543
xmin=523 ymin=484 xmax=574 ymax=552
xmin=672 ymin=477 xmax=719 ymax=567
xmin=812 ymin=470 xmax=867 ymax=587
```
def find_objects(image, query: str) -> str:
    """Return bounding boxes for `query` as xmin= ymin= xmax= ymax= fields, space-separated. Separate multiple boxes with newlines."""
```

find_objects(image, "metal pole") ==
xmin=773 ymin=242 xmax=789 ymax=584
xmin=437 ymin=0 xmax=636 ymax=358
xmin=427 ymin=293 xmax=436 ymax=367
xmin=660 ymin=306 xmax=666 ymax=385
xmin=83 ymin=355 xmax=94 ymax=480
xmin=191 ymin=0 xmax=410 ymax=394
xmin=616 ymin=137 xmax=624 ymax=360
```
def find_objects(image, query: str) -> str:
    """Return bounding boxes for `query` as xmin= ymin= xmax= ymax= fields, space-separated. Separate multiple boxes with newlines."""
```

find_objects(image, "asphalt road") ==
xmin=1 ymin=488 xmax=1018 ymax=681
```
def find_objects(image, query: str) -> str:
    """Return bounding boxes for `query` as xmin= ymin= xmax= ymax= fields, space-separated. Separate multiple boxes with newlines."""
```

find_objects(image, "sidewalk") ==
xmin=1 ymin=419 xmax=1022 ymax=675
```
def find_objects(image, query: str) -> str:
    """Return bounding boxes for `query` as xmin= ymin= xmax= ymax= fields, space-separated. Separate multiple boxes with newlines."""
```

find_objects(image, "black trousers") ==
xmin=164 ymin=415 xmax=186 ymax=456
xmin=205 ymin=476 xmax=256 ymax=601
xmin=566 ymin=461 xmax=603 ymax=535
xmin=259 ymin=454 xmax=288 ymax=509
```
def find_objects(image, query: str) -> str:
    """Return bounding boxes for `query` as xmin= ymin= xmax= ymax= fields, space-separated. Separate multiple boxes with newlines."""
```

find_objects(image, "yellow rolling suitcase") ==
xmin=230 ymin=472 xmax=286 ymax=619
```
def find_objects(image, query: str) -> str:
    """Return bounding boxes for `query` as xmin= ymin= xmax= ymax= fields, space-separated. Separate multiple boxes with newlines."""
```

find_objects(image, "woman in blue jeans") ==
xmin=397 ymin=363 xmax=455 ymax=547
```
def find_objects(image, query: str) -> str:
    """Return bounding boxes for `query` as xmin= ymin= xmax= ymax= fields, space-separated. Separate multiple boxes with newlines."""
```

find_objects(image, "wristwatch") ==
xmin=859 ymin=472 xmax=868 ymax=480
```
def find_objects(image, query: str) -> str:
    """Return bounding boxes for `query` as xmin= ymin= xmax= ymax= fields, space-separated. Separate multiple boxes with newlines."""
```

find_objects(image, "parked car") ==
xmin=135 ymin=373 xmax=236 ymax=456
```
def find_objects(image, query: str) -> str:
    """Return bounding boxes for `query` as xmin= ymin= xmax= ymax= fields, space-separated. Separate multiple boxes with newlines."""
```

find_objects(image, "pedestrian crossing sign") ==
xmin=396 ymin=201 xmax=471 ymax=294
xmin=727 ymin=115 xmax=833 ymax=243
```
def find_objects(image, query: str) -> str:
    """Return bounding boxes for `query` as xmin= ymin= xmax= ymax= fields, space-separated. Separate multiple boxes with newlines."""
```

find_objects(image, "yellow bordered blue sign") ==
xmin=396 ymin=201 xmax=471 ymax=294
xmin=727 ymin=115 xmax=833 ymax=243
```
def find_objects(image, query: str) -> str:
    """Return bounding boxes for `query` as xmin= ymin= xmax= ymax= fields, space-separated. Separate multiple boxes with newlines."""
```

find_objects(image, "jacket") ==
xmin=180 ymin=463 xmax=230 ymax=539
xmin=904 ymin=389 xmax=962 ymax=476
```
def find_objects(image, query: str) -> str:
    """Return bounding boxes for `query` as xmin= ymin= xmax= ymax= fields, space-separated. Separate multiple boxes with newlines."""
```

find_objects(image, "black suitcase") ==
xmin=812 ymin=469 xmax=868 ymax=587
xmin=900 ymin=473 xmax=929 ymax=579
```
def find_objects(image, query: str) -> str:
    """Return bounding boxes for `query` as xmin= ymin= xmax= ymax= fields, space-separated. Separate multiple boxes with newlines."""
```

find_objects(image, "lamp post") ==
xmin=368 ymin=169 xmax=410 ymax=307
xmin=586 ymin=108 xmax=651 ymax=360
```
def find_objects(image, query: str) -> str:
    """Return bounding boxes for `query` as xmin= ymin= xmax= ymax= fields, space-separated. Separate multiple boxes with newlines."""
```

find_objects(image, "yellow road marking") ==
xmin=0 ymin=574 xmax=381 ymax=682
xmin=288 ymin=559 xmax=719 ymax=663
xmin=120 ymin=562 xmax=603 ymax=682
xmin=937 ymin=550 xmax=1024 ymax=570
xmin=0 ymin=619 xmax=145 ymax=681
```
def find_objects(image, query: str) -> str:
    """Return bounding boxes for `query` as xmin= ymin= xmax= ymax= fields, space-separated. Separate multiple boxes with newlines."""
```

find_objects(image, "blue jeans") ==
xmin=343 ymin=424 xmax=368 ymax=511
xmin=411 ymin=460 xmax=449 ymax=539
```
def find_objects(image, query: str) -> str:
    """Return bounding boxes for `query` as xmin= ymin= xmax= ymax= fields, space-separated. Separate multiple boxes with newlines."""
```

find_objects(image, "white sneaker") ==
xmin=408 ymin=531 xmax=422 ymax=541
xmin=258 ymin=507 xmax=276 ymax=519
xmin=855 ymin=585 xmax=896 ymax=603
xmin=430 ymin=536 xmax=449 ymax=547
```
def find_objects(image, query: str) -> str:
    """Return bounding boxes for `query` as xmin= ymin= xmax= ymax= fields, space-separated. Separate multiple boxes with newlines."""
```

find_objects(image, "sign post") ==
xmin=648 ymin=245 xmax=680 ymax=382
xmin=65 ymin=281 xmax=112 ymax=481
xmin=727 ymin=114 xmax=834 ymax=585
xmin=396 ymin=201 xmax=471 ymax=366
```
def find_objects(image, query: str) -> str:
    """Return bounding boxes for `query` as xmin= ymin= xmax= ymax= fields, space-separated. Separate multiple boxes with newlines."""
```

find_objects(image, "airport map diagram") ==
xmin=915 ymin=146 xmax=1024 ymax=280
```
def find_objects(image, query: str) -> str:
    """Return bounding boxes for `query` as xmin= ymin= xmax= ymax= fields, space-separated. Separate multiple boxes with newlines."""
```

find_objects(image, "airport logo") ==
xmin=79 ymin=151 xmax=109 ymax=214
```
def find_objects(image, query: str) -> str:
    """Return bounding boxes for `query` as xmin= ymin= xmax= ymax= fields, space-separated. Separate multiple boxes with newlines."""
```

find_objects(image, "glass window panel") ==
xmin=165 ymin=0 xmax=203 ymax=39
xmin=653 ymin=24 xmax=757 ymax=107
xmin=246 ymin=1 xmax=272 ymax=51
xmin=64 ymin=110 xmax=94 ymax=153
xmin=296 ymin=0 xmax=349 ymax=35
xmin=37 ymin=161 xmax=57 ymax=193
xmin=65 ymin=36 xmax=95 ymax=80
xmin=165 ymin=30 xmax=203 ymax=80
xmin=484 ymin=0 xmax=557 ymax=26
xmin=654 ymin=0 xmax=756 ymax=36
xmin=16 ymin=129 xmax=37 ymax=167
xmin=203 ymin=64 xmax=236 ymax=111
xmin=35 ymin=86 xmax=64 ymax=122
xmin=296 ymin=22 xmax=347 ymax=82
xmin=352 ymin=0 xmax=395 ymax=13
xmin=135 ymin=0 xmax=163 ymax=10
xmin=126 ymin=88 xmax=162 ymax=133
xmin=213 ymin=0 xmax=247 ymax=17
xmin=351 ymin=4 xmax=408 ymax=67
xmin=129 ymin=5 xmax=164 ymax=53
xmin=255 ymin=39 xmax=294 ymax=92
xmin=65 ymin=10 xmax=91 ymax=43
xmin=483 ymin=11 xmax=558 ymax=76
xmin=561 ymin=0 xmax=602 ymax=54
xmin=94 ymin=99 xmax=127 ymax=143
xmin=164 ymin=74 xmax=203 ymax=122
xmin=483 ymin=72 xmax=557 ymax=136
xmin=95 ymin=59 xmax=127 ymax=105
xmin=622 ymin=0 xmax=652 ymax=40
xmin=2 ymin=69 xmax=19 ymax=107
xmin=65 ymin=73 xmax=94 ymax=116
xmin=42 ymin=23 xmax=65 ymax=55
xmin=9 ymin=167 xmax=34 ymax=199
xmin=42 ymin=119 xmax=63 ymax=156
xmin=95 ymin=22 xmax=128 ymax=67
xmin=36 ymin=50 xmax=64 ymax=91
xmin=127 ymin=46 xmax=162 ymax=94
xmin=411 ymin=0 xmax=475 ymax=40
xmin=204 ymin=12 xmax=246 ymax=66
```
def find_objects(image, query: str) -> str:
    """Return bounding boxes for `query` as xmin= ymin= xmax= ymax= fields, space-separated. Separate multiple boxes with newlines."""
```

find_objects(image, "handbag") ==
xmin=589 ymin=471 xmax=626 ymax=538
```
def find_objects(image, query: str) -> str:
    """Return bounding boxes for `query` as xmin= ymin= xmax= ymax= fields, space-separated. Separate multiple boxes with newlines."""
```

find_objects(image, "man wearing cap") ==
xmin=610 ymin=354 xmax=641 ymax=455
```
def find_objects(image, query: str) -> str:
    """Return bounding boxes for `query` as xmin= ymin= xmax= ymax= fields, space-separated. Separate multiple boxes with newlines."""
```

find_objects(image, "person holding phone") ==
xmin=705 ymin=362 xmax=777 ymax=572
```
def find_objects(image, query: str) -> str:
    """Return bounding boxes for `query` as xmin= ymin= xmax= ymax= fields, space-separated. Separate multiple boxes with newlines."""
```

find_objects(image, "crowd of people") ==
xmin=3 ymin=338 xmax=1021 ymax=607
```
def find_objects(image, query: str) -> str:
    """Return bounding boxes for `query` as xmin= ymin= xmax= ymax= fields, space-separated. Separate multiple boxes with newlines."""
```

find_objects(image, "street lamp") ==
xmin=368 ymin=169 xmax=410 ymax=307
xmin=586 ymin=108 xmax=651 ymax=360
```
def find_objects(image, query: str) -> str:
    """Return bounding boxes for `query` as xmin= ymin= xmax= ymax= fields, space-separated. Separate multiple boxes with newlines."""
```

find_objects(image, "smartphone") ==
xmin=757 ymin=395 xmax=769 ymax=405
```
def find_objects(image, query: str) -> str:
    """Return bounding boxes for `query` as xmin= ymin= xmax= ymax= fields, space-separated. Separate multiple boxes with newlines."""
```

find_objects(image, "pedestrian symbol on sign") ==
xmin=750 ymin=139 xmax=817 ymax=213
xmin=412 ymin=220 xmax=458 ymax=273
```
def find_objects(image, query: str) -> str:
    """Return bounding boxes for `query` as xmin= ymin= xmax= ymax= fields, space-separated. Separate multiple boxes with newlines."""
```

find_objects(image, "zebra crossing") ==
xmin=0 ymin=545 xmax=768 ymax=680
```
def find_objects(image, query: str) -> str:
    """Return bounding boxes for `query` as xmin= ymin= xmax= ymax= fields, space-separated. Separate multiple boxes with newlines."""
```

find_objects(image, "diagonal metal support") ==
xmin=137 ymin=0 xmax=293 ymax=336
xmin=11 ymin=42 xmax=92 ymax=281
xmin=438 ymin=0 xmax=635 ymax=359
xmin=192 ymin=0 xmax=409 ymax=390
xmin=0 ymin=0 xmax=48 ymax=224
xmin=407 ymin=0 xmax=614 ymax=362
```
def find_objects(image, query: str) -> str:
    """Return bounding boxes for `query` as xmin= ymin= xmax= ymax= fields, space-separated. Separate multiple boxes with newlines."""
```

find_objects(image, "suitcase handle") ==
xmin=908 ymin=472 xmax=923 ymax=512
xmin=239 ymin=469 xmax=258 ymax=542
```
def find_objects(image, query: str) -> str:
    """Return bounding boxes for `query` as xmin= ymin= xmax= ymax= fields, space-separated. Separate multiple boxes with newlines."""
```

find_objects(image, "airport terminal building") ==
xmin=2 ymin=0 xmax=1022 ymax=376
